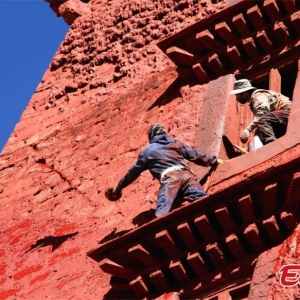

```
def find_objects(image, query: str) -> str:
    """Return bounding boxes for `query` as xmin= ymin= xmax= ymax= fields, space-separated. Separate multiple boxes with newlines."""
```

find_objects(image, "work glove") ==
xmin=240 ymin=128 xmax=251 ymax=143
xmin=217 ymin=158 xmax=225 ymax=164
xmin=112 ymin=184 xmax=122 ymax=194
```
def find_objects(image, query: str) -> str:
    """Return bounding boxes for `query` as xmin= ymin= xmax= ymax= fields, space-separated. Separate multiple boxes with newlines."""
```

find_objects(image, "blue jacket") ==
xmin=118 ymin=134 xmax=217 ymax=189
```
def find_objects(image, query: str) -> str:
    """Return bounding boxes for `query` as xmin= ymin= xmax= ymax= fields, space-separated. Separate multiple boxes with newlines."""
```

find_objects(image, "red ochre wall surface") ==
xmin=0 ymin=0 xmax=234 ymax=299
xmin=3 ymin=0 xmax=300 ymax=298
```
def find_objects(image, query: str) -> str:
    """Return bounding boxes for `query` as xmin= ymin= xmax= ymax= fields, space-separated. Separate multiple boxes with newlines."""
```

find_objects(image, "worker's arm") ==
xmin=117 ymin=153 xmax=147 ymax=190
xmin=180 ymin=142 xmax=217 ymax=167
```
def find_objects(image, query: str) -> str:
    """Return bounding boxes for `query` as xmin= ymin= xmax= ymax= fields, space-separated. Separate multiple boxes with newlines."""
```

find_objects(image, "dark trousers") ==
xmin=256 ymin=108 xmax=290 ymax=145
xmin=156 ymin=169 xmax=206 ymax=217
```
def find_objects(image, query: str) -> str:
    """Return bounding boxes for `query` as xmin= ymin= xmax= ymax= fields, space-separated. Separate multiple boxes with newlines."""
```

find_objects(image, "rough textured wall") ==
xmin=0 ymin=0 xmax=228 ymax=299
xmin=248 ymin=225 xmax=300 ymax=300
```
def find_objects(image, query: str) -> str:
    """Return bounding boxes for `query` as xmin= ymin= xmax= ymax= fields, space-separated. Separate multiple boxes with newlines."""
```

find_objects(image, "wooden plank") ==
xmin=99 ymin=259 xmax=136 ymax=280
xmin=238 ymin=195 xmax=256 ymax=224
xmin=128 ymin=245 xmax=160 ymax=266
xmin=269 ymin=68 xmax=281 ymax=92
xmin=177 ymin=222 xmax=199 ymax=250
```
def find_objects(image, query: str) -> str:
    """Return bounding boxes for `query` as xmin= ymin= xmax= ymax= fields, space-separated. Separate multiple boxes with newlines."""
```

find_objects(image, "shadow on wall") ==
xmin=25 ymin=232 xmax=78 ymax=253
xmin=98 ymin=209 xmax=156 ymax=244
xmin=147 ymin=77 xmax=183 ymax=110
xmin=98 ymin=228 xmax=132 ymax=244
xmin=132 ymin=208 xmax=156 ymax=226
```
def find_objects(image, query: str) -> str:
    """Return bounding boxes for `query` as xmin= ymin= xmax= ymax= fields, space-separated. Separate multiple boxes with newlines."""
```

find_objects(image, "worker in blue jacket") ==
xmin=111 ymin=124 xmax=222 ymax=217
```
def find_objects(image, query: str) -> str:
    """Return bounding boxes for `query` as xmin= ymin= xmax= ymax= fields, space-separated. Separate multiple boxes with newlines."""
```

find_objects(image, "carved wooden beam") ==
xmin=166 ymin=46 xmax=198 ymax=66
xmin=214 ymin=21 xmax=236 ymax=43
xmin=274 ymin=21 xmax=291 ymax=44
xmin=232 ymin=13 xmax=251 ymax=37
xmin=263 ymin=0 xmax=281 ymax=22
xmin=256 ymin=30 xmax=273 ymax=52
xmin=99 ymin=259 xmax=136 ymax=280
xmin=192 ymin=63 xmax=210 ymax=83
xmin=282 ymin=0 xmax=297 ymax=14
xmin=226 ymin=45 xmax=244 ymax=67
xmin=247 ymin=5 xmax=266 ymax=30
xmin=196 ymin=30 xmax=223 ymax=50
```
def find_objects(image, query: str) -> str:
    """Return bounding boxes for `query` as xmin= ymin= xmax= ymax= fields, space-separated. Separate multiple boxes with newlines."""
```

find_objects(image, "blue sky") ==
xmin=0 ymin=1 xmax=69 ymax=152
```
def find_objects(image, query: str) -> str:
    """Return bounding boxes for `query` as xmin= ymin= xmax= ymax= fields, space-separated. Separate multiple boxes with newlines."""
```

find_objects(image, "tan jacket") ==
xmin=247 ymin=89 xmax=291 ymax=132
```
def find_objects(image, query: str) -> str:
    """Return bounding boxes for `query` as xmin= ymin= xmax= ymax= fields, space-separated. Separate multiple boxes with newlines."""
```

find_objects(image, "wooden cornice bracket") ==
xmin=246 ymin=5 xmax=266 ymax=31
xmin=192 ymin=63 xmax=210 ymax=83
xmin=196 ymin=30 xmax=223 ymax=50
xmin=232 ymin=13 xmax=252 ymax=37
xmin=214 ymin=21 xmax=236 ymax=44
xmin=263 ymin=0 xmax=281 ymax=22
xmin=166 ymin=46 xmax=199 ymax=66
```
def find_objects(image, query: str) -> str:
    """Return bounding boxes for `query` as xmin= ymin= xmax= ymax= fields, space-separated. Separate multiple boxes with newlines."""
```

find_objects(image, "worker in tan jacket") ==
xmin=230 ymin=79 xmax=292 ymax=145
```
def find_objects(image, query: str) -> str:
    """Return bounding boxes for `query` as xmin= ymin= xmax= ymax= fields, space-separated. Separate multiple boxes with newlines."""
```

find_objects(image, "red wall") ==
xmin=0 ymin=0 xmax=230 ymax=299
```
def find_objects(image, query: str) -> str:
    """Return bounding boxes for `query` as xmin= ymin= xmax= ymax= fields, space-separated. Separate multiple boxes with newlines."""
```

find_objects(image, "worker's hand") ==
xmin=112 ymin=184 xmax=122 ymax=194
xmin=217 ymin=158 xmax=225 ymax=164
xmin=105 ymin=184 xmax=122 ymax=201
xmin=240 ymin=128 xmax=251 ymax=143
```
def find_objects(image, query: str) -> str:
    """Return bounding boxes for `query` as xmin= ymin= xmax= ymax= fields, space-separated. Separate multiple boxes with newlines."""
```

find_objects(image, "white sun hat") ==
xmin=230 ymin=79 xmax=256 ymax=95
